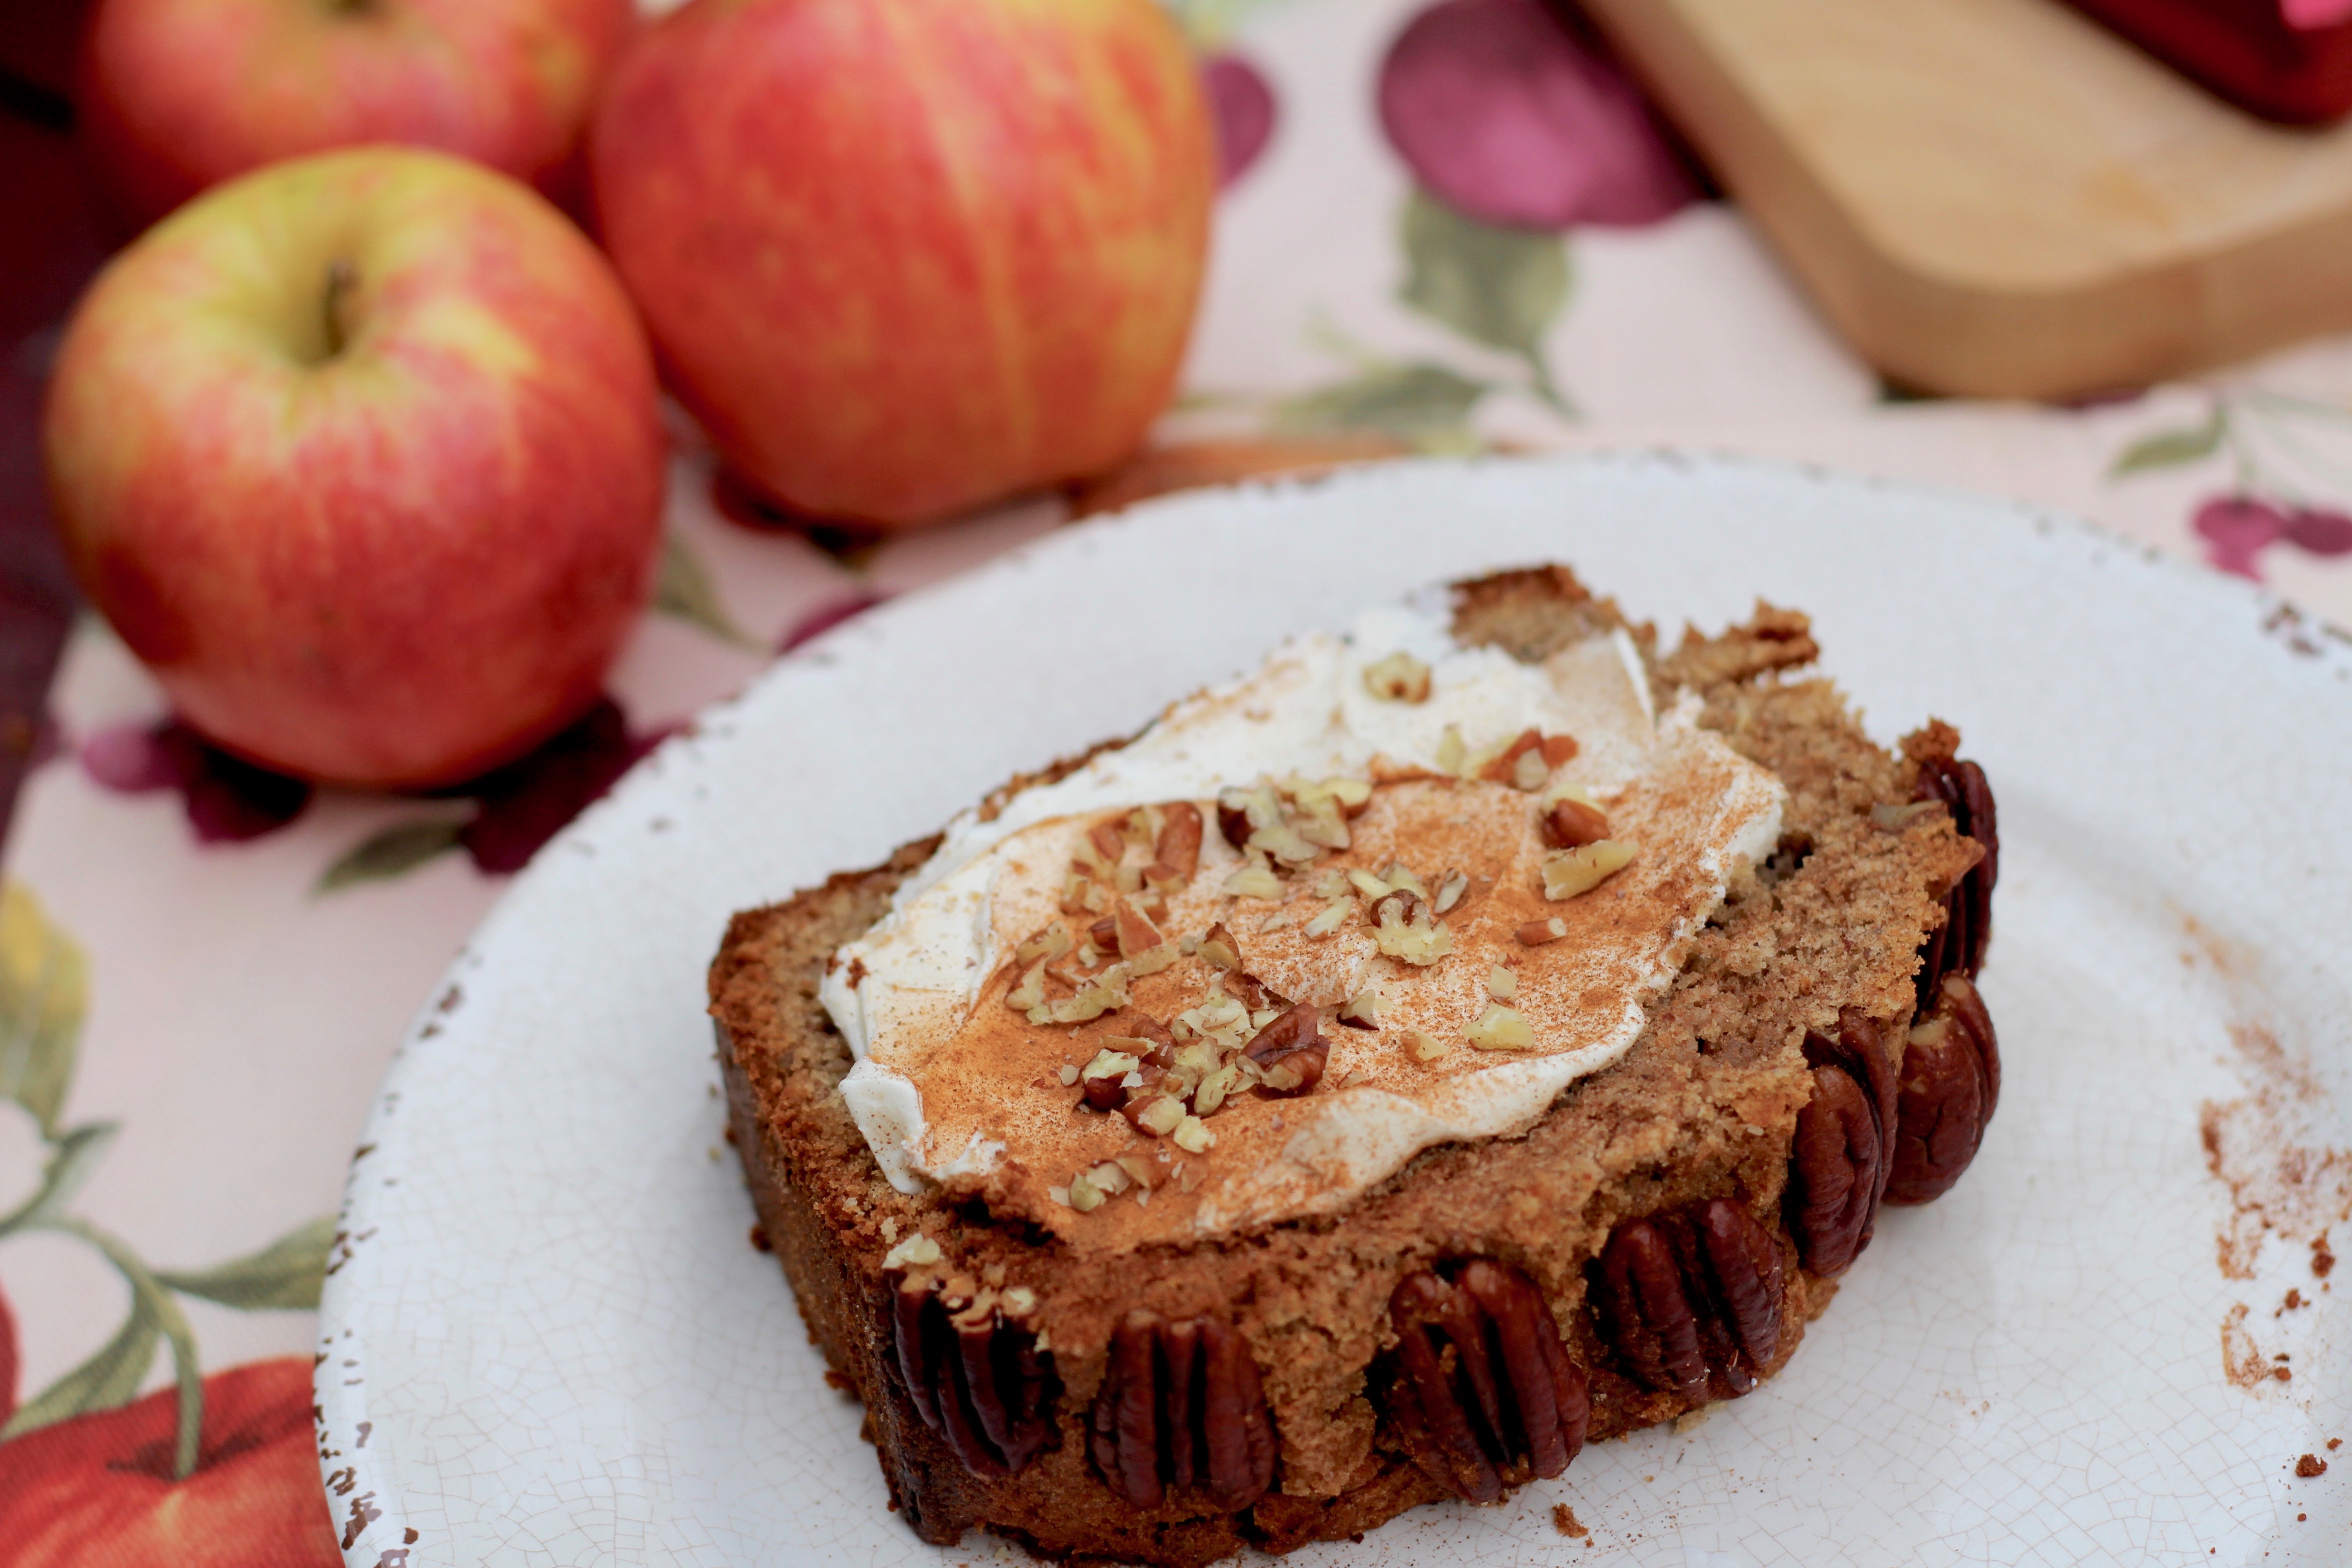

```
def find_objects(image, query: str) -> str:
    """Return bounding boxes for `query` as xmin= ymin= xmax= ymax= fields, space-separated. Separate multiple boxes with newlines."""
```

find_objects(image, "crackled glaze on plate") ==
xmin=317 ymin=454 xmax=2352 ymax=1567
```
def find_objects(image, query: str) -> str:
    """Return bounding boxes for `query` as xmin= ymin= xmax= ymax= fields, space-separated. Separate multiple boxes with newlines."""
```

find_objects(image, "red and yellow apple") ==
xmin=43 ymin=147 xmax=666 ymax=789
xmin=78 ymin=0 xmax=637 ymax=229
xmin=589 ymin=0 xmax=1216 ymax=529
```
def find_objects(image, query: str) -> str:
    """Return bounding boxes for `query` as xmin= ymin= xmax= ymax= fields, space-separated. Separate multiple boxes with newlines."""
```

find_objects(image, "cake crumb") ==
xmin=1551 ymin=1504 xmax=1588 ymax=1539
xmin=1673 ymin=1407 xmax=1712 ymax=1434
xmin=2296 ymin=1453 xmax=2328 ymax=1477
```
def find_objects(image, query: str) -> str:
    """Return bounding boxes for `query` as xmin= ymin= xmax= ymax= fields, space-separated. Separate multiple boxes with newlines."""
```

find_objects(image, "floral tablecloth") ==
xmin=4 ymin=0 xmax=2352 ymax=1560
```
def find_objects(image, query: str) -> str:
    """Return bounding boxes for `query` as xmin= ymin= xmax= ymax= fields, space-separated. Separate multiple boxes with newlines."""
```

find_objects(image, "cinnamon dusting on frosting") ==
xmin=822 ymin=604 xmax=1784 ymax=1253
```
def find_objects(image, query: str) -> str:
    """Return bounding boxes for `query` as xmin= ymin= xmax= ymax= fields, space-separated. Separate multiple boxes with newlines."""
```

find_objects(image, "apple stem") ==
xmin=322 ymin=258 xmax=358 ymax=360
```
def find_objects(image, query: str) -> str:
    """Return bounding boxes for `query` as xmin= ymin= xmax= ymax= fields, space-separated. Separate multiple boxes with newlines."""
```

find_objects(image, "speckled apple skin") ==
xmin=42 ymin=147 xmax=667 ymax=789
xmin=589 ymin=0 xmax=1217 ymax=529
xmin=78 ymin=0 xmax=637 ymax=227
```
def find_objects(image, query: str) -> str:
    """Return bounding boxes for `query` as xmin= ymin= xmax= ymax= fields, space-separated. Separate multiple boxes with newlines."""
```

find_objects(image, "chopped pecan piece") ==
xmin=1367 ymin=887 xmax=1426 ymax=929
xmin=1370 ymin=888 xmax=1453 ymax=965
xmin=1480 ymin=728 xmax=1574 ymax=788
xmin=1079 ymin=1047 xmax=1143 ymax=1112
xmin=1089 ymin=1309 xmax=1276 ymax=1511
xmin=1786 ymin=1009 xmax=1897 ymax=1277
xmin=1196 ymin=921 xmax=1242 ymax=972
xmin=1540 ymin=796 xmax=1610 ymax=850
xmin=1382 ymin=1259 xmax=1588 ymax=1504
xmin=1111 ymin=898 xmax=1165 ymax=958
xmin=1122 ymin=1013 xmax=1178 ymax=1062
xmin=889 ymin=1269 xmax=1057 ymax=1477
xmin=1244 ymin=1003 xmax=1329 ymax=1097
xmin=1221 ymin=965 xmax=1287 ymax=1014
xmin=1592 ymin=1198 xmax=1785 ymax=1403
xmin=1885 ymin=974 xmax=2000 ymax=1205
xmin=1911 ymin=754 xmax=1999 ymax=1008
xmin=1152 ymin=802 xmax=1203 ymax=885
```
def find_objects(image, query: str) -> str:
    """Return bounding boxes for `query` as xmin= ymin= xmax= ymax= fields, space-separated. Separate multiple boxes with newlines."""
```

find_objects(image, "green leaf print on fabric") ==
xmin=653 ymin=531 xmax=761 ymax=651
xmin=0 ymin=882 xmax=89 ymax=1138
xmin=315 ymin=818 xmax=467 ymax=895
xmin=1274 ymin=361 xmax=1491 ymax=448
xmin=1397 ymin=189 xmax=1573 ymax=414
xmin=0 ymin=1299 xmax=157 ymax=1443
xmin=27 ymin=1216 xmax=207 ymax=1477
xmin=155 ymin=1216 xmax=335 ymax=1313
xmin=0 ymin=879 xmax=340 ymax=1479
xmin=2109 ymin=405 xmax=2225 ymax=477
xmin=0 ymin=1122 xmax=116 ymax=1238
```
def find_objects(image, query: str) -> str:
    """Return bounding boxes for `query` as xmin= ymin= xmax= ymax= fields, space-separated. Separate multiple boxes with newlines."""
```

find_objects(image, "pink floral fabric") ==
xmin=3 ymin=3 xmax=2351 ymax=1564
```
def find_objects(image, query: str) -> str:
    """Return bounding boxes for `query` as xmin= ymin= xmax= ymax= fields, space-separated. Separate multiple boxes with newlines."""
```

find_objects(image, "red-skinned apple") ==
xmin=43 ymin=147 xmax=666 ymax=789
xmin=78 ymin=0 xmax=638 ymax=230
xmin=589 ymin=0 xmax=1216 ymax=529
xmin=0 ymin=1358 xmax=339 ymax=1567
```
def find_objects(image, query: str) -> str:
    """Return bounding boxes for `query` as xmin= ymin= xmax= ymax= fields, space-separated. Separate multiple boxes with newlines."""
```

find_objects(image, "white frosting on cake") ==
xmin=820 ymin=601 xmax=1784 ymax=1247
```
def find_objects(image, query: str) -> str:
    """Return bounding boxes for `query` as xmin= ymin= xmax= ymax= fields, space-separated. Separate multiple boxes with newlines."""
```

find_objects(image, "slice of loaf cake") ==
xmin=708 ymin=565 xmax=2000 ymax=1566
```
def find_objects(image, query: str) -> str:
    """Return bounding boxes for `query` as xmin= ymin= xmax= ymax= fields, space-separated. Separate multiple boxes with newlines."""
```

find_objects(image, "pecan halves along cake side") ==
xmin=708 ymin=565 xmax=2003 ymax=1566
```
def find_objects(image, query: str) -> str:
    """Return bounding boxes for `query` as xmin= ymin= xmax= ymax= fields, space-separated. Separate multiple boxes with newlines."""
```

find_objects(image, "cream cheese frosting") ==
xmin=820 ymin=600 xmax=1785 ymax=1251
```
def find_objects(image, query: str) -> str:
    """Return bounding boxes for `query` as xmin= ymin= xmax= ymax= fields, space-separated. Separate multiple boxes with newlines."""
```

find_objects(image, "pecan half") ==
xmin=1382 ymin=1259 xmax=1588 ymax=1504
xmin=1912 ymin=755 xmax=1999 ymax=1009
xmin=1592 ymin=1199 xmax=1785 ymax=1403
xmin=1089 ymin=1309 xmax=1276 ymax=1511
xmin=1786 ymin=1010 xmax=1896 ymax=1277
xmin=889 ymin=1270 xmax=1057 ymax=1477
xmin=1885 ymin=974 xmax=2000 ymax=1205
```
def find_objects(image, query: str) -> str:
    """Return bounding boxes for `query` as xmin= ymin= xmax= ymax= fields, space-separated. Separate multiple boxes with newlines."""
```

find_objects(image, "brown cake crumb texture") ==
xmin=708 ymin=564 xmax=1991 ymax=1566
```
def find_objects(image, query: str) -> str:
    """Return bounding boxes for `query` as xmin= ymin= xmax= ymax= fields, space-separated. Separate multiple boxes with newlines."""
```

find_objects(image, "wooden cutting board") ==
xmin=1581 ymin=0 xmax=2352 ymax=398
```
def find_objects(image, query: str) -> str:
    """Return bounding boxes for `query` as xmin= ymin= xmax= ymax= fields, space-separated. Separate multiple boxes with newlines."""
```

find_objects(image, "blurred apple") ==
xmin=43 ymin=147 xmax=666 ymax=789
xmin=78 ymin=0 xmax=637 ymax=228
xmin=589 ymin=0 xmax=1215 ymax=529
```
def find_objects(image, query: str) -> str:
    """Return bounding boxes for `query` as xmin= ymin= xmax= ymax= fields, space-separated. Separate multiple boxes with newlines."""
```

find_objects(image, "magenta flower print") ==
xmin=452 ymin=699 xmax=674 ymax=875
xmin=2111 ymin=395 xmax=2352 ymax=584
xmin=305 ymin=697 xmax=674 ymax=890
xmin=1377 ymin=0 xmax=1696 ymax=231
xmin=2281 ymin=506 xmax=2352 ymax=556
xmin=2193 ymin=496 xmax=2287 ymax=579
xmin=1203 ymin=53 xmax=1278 ymax=186
xmin=79 ymin=720 xmax=311 ymax=842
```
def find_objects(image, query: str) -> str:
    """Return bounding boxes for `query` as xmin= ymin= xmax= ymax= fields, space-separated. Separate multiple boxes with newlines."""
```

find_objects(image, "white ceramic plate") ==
xmin=317 ymin=454 xmax=2352 ymax=1568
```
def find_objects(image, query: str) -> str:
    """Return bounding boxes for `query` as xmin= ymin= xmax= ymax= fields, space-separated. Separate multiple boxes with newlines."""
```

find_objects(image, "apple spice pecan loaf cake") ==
xmin=707 ymin=565 xmax=2001 ymax=1566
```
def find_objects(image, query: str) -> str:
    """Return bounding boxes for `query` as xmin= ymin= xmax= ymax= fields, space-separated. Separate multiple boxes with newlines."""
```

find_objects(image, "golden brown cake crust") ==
xmin=709 ymin=566 xmax=1983 ymax=1567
